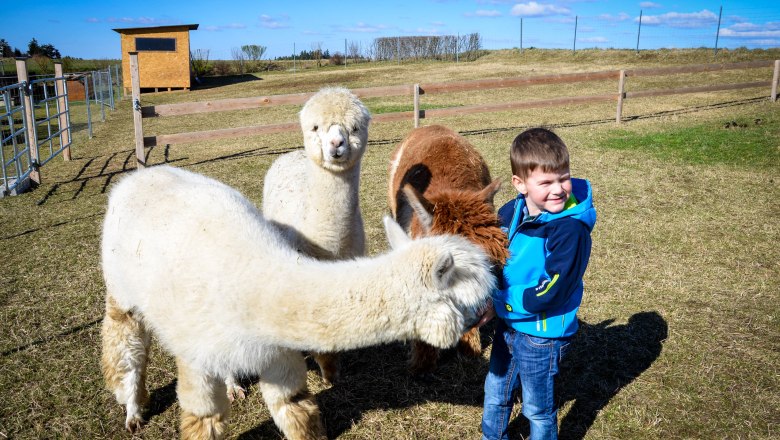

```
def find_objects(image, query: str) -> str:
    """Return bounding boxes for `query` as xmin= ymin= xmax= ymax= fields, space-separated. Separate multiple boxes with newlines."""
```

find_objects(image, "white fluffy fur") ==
xmin=101 ymin=166 xmax=494 ymax=439
xmin=262 ymin=87 xmax=371 ymax=260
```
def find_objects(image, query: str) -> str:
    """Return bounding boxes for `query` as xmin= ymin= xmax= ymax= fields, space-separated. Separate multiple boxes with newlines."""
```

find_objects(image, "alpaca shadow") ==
xmin=235 ymin=312 xmax=665 ymax=439
xmin=506 ymin=311 xmax=668 ymax=440
xmin=239 ymin=319 xmax=499 ymax=439
xmin=145 ymin=380 xmax=178 ymax=420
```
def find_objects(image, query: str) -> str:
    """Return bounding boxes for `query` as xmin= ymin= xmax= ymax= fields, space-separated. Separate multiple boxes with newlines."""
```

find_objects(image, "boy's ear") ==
xmin=511 ymin=175 xmax=527 ymax=195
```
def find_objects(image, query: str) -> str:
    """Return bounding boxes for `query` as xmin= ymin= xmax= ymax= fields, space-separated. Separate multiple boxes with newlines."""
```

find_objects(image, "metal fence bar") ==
xmin=28 ymin=75 xmax=72 ymax=167
xmin=84 ymin=74 xmax=93 ymax=138
xmin=1 ymin=82 xmax=34 ymax=195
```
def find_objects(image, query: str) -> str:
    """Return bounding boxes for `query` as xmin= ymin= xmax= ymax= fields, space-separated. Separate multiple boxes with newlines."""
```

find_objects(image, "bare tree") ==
xmin=241 ymin=45 xmax=267 ymax=72
xmin=231 ymin=47 xmax=246 ymax=74
xmin=348 ymin=41 xmax=362 ymax=62
xmin=190 ymin=49 xmax=211 ymax=77
xmin=311 ymin=41 xmax=323 ymax=67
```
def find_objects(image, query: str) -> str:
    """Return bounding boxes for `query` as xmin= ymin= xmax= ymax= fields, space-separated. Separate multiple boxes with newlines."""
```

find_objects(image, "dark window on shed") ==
xmin=135 ymin=37 xmax=176 ymax=51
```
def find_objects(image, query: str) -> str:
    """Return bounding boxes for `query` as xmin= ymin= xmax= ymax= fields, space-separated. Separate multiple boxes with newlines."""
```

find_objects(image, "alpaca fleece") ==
xmin=100 ymin=165 xmax=495 ymax=439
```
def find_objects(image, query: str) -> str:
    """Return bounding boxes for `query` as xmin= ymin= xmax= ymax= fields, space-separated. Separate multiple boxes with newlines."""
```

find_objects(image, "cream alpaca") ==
xmin=258 ymin=87 xmax=371 ymax=386
xmin=100 ymin=166 xmax=494 ymax=440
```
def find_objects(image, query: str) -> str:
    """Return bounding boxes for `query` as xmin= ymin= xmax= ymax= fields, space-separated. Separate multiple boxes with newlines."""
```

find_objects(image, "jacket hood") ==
xmin=509 ymin=178 xmax=596 ymax=233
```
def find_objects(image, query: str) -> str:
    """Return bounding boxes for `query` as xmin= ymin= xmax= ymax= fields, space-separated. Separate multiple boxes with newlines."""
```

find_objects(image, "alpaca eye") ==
xmin=312 ymin=125 xmax=318 ymax=131
xmin=352 ymin=126 xmax=359 ymax=133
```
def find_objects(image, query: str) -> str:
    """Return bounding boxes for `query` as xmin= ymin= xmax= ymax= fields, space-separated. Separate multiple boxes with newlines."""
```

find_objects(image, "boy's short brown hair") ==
xmin=510 ymin=128 xmax=570 ymax=180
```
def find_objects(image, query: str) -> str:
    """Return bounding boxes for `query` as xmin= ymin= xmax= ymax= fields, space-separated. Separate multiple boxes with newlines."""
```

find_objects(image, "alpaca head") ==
xmin=402 ymin=180 xmax=509 ymax=265
xmin=299 ymin=87 xmax=371 ymax=173
xmin=383 ymin=216 xmax=496 ymax=349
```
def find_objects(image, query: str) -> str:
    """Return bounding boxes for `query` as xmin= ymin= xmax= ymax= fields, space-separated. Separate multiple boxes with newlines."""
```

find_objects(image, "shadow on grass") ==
xmin=236 ymin=311 xmax=666 ymax=439
xmin=146 ymin=380 xmax=178 ymax=421
xmin=192 ymin=74 xmax=262 ymax=91
xmin=507 ymin=311 xmax=668 ymax=440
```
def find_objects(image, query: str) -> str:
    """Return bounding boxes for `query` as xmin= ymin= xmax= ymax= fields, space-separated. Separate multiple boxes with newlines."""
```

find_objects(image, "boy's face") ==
xmin=512 ymin=168 xmax=572 ymax=216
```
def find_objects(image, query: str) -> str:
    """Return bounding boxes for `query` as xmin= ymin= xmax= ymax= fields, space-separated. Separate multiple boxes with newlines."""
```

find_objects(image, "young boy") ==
xmin=479 ymin=127 xmax=596 ymax=440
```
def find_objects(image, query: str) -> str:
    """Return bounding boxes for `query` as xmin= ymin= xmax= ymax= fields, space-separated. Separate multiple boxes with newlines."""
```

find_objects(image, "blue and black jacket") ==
xmin=493 ymin=178 xmax=596 ymax=338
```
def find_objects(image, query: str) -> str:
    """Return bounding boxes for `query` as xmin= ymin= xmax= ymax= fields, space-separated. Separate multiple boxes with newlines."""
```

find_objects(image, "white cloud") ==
xmin=339 ymin=22 xmax=390 ymax=33
xmin=720 ymin=28 xmax=780 ymax=38
xmin=579 ymin=37 xmax=609 ymax=43
xmin=639 ymin=2 xmax=662 ymax=9
xmin=639 ymin=9 xmax=719 ymax=28
xmin=203 ymin=23 xmax=247 ymax=32
xmin=260 ymin=14 xmax=290 ymax=29
xmin=465 ymin=10 xmax=502 ymax=18
xmin=599 ymin=13 xmax=631 ymax=22
xmin=511 ymin=2 xmax=571 ymax=18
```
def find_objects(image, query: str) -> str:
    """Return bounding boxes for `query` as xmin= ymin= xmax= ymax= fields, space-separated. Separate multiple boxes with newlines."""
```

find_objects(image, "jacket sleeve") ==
xmin=521 ymin=218 xmax=591 ymax=314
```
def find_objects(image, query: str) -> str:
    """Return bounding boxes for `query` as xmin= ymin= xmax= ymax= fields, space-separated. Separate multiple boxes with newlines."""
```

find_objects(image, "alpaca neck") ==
xmin=246 ymin=254 xmax=413 ymax=352
xmin=299 ymin=159 xmax=364 ymax=257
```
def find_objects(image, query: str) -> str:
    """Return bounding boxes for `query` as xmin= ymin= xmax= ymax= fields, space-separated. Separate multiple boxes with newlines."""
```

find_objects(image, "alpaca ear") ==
xmin=402 ymin=184 xmax=433 ymax=235
xmin=383 ymin=215 xmax=410 ymax=249
xmin=478 ymin=179 xmax=502 ymax=206
xmin=432 ymin=252 xmax=455 ymax=288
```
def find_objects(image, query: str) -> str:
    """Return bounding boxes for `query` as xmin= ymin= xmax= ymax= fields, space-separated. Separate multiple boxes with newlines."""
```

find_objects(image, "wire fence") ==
xmin=1 ymin=61 xmax=120 ymax=196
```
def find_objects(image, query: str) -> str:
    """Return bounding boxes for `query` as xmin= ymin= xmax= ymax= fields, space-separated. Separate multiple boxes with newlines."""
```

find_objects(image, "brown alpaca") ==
xmin=388 ymin=124 xmax=509 ymax=375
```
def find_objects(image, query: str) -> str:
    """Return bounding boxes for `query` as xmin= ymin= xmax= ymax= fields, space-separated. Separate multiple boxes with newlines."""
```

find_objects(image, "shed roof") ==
xmin=112 ymin=24 xmax=199 ymax=33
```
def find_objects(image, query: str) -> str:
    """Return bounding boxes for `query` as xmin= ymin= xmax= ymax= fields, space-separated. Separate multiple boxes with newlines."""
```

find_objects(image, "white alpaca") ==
xmin=100 ymin=166 xmax=495 ymax=440
xmin=256 ymin=87 xmax=371 ymax=387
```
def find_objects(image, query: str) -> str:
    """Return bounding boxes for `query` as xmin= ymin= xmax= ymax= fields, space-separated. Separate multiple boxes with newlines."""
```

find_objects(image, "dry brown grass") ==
xmin=1 ymin=48 xmax=778 ymax=439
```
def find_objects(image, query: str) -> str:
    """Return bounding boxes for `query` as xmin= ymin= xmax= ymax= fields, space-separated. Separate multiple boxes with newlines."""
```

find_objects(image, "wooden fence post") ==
xmin=16 ymin=57 xmax=41 ymax=185
xmin=130 ymin=52 xmax=145 ymax=168
xmin=414 ymin=83 xmax=420 ymax=128
xmin=616 ymin=69 xmax=626 ymax=123
xmin=54 ymin=63 xmax=71 ymax=161
xmin=771 ymin=60 xmax=779 ymax=102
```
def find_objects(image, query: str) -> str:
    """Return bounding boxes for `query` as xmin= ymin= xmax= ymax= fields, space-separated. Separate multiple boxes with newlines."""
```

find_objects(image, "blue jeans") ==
xmin=481 ymin=320 xmax=571 ymax=440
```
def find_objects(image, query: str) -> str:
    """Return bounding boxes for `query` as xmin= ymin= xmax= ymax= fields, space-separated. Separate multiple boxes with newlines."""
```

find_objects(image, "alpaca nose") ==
xmin=330 ymin=136 xmax=346 ymax=158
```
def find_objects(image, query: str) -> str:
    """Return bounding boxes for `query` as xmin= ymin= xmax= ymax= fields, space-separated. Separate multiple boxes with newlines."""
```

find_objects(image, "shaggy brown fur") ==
xmin=388 ymin=125 xmax=509 ymax=375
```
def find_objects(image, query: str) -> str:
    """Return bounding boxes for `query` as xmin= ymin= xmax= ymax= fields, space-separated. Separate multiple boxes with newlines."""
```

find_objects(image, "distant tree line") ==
xmin=272 ymin=33 xmax=483 ymax=63
xmin=373 ymin=33 xmax=482 ymax=61
xmin=0 ymin=38 xmax=61 ymax=59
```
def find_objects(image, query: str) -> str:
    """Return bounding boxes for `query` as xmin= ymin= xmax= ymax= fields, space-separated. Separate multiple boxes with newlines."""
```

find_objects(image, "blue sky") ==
xmin=3 ymin=1 xmax=778 ymax=60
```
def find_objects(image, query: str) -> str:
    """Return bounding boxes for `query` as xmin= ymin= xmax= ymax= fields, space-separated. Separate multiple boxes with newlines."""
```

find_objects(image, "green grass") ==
xmin=601 ymin=113 xmax=780 ymax=167
xmin=1 ymin=48 xmax=779 ymax=439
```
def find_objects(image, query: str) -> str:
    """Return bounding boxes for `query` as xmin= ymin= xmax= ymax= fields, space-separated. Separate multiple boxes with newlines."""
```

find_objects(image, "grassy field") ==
xmin=1 ymin=49 xmax=778 ymax=439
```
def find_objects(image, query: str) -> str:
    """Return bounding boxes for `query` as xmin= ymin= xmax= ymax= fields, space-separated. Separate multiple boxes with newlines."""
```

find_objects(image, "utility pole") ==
xmin=636 ymin=10 xmax=643 ymax=54
xmin=714 ymin=5 xmax=723 ymax=57
xmin=573 ymin=16 xmax=578 ymax=53
xmin=520 ymin=18 xmax=523 ymax=53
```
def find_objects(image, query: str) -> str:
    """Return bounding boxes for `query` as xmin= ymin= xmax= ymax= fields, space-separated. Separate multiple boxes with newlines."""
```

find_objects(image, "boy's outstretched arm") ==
xmin=522 ymin=218 xmax=592 ymax=314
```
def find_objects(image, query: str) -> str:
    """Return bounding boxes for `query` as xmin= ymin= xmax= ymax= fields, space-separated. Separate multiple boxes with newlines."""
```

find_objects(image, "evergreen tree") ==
xmin=0 ymin=39 xmax=12 ymax=58
xmin=28 ymin=38 xmax=41 ymax=56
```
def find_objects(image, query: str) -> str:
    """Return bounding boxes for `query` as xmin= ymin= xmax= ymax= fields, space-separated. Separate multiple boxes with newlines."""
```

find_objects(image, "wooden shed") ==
xmin=113 ymin=24 xmax=198 ymax=94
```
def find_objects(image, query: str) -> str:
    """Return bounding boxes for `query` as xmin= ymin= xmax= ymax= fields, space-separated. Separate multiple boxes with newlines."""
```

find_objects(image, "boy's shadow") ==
xmin=508 ymin=311 xmax=668 ymax=440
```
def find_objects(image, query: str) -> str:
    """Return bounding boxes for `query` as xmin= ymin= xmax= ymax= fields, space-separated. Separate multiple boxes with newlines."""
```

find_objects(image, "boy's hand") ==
xmin=476 ymin=299 xmax=495 ymax=328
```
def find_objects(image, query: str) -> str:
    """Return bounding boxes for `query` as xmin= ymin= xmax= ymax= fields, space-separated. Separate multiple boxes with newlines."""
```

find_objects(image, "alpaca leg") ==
xmin=224 ymin=375 xmax=246 ymax=401
xmin=409 ymin=340 xmax=439 ymax=375
xmin=177 ymin=358 xmax=230 ymax=440
xmin=457 ymin=327 xmax=483 ymax=358
xmin=101 ymin=295 xmax=151 ymax=433
xmin=312 ymin=351 xmax=340 ymax=385
xmin=259 ymin=349 xmax=325 ymax=440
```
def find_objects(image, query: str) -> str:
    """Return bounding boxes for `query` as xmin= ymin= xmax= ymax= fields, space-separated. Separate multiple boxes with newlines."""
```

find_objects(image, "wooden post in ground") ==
xmin=54 ymin=63 xmax=71 ymax=161
xmin=16 ymin=57 xmax=41 ymax=185
xmin=130 ymin=53 xmax=146 ymax=168
xmin=413 ymin=84 xmax=420 ymax=128
xmin=771 ymin=60 xmax=779 ymax=102
xmin=616 ymin=69 xmax=626 ymax=123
